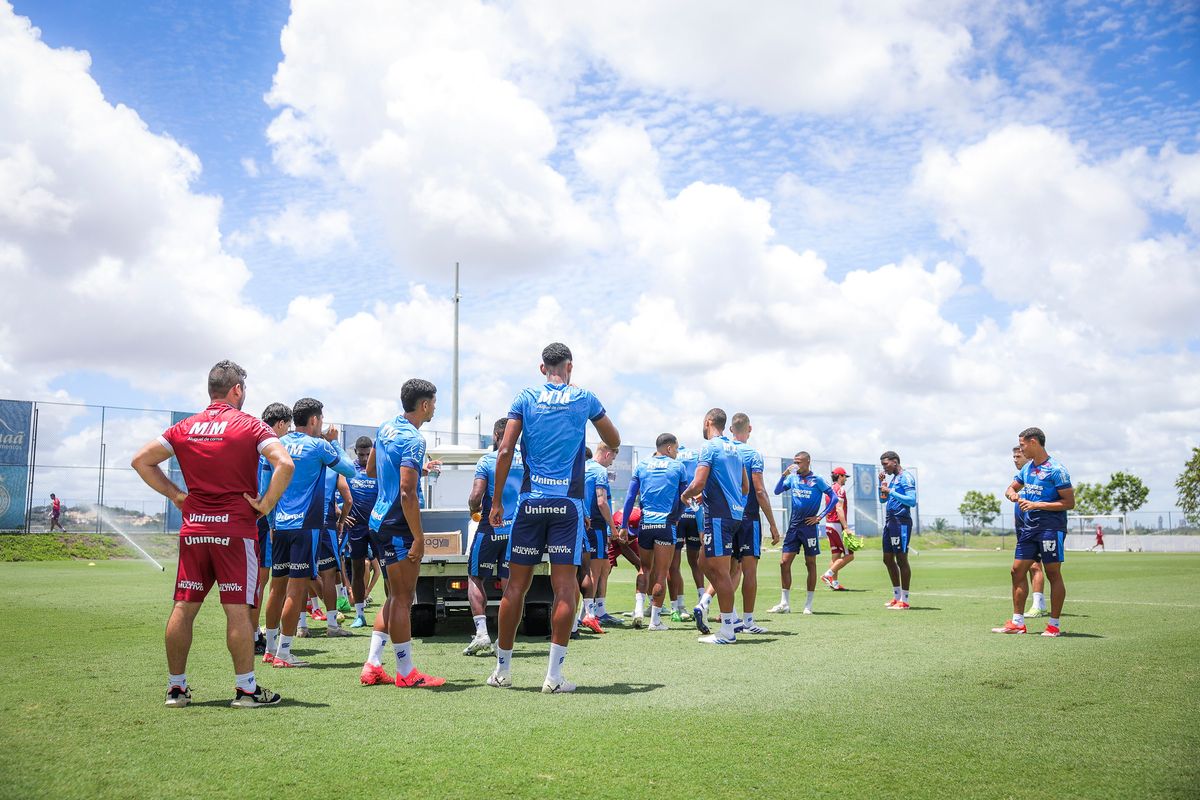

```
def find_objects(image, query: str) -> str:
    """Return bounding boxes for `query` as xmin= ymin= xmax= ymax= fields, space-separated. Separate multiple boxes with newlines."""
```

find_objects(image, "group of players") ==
xmin=130 ymin=342 xmax=1067 ymax=707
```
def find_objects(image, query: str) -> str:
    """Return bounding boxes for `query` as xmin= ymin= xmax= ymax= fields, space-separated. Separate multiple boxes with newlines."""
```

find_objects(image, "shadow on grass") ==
xmin=283 ymin=659 xmax=366 ymax=670
xmin=1059 ymin=632 xmax=1104 ymax=639
xmin=187 ymin=698 xmax=332 ymax=709
xmin=511 ymin=682 xmax=666 ymax=695
xmin=902 ymin=606 xmax=941 ymax=612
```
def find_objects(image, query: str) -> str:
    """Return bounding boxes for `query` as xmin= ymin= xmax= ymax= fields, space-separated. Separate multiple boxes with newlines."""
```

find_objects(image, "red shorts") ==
xmin=825 ymin=523 xmax=847 ymax=557
xmin=174 ymin=532 xmax=259 ymax=605
xmin=608 ymin=536 xmax=640 ymax=568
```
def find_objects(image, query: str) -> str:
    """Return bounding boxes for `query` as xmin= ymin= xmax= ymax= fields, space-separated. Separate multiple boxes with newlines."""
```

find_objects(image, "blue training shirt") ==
xmin=474 ymin=449 xmax=524 ymax=531
xmin=881 ymin=469 xmax=917 ymax=522
xmin=257 ymin=455 xmax=277 ymax=529
xmin=623 ymin=453 xmax=688 ymax=525
xmin=274 ymin=432 xmax=355 ymax=531
xmin=1015 ymin=457 xmax=1072 ymax=534
xmin=698 ymin=435 xmax=746 ymax=521
xmin=508 ymin=382 xmax=606 ymax=501
xmin=776 ymin=471 xmax=837 ymax=525
xmin=676 ymin=445 xmax=700 ymax=518
xmin=370 ymin=415 xmax=427 ymax=533
xmin=584 ymin=459 xmax=611 ymax=522
xmin=734 ymin=440 xmax=765 ymax=520
xmin=346 ymin=464 xmax=377 ymax=539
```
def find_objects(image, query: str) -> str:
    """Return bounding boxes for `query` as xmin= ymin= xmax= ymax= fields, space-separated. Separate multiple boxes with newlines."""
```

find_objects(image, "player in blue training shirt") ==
xmin=464 ymin=418 xmax=524 ymax=656
xmin=263 ymin=397 xmax=356 ymax=667
xmin=1010 ymin=444 xmax=1048 ymax=618
xmin=774 ymin=451 xmax=838 ymax=616
xmin=358 ymin=378 xmax=446 ymax=688
xmin=345 ymin=436 xmax=379 ymax=628
xmin=995 ymin=427 xmax=1073 ymax=637
xmin=673 ymin=443 xmax=705 ymax=608
xmin=622 ymin=433 xmax=688 ymax=631
xmin=312 ymin=468 xmax=352 ymax=635
xmin=680 ymin=408 xmax=749 ymax=645
xmin=580 ymin=444 xmax=618 ymax=634
xmin=486 ymin=343 xmax=621 ymax=694
xmin=878 ymin=450 xmax=917 ymax=610
xmin=253 ymin=402 xmax=292 ymax=656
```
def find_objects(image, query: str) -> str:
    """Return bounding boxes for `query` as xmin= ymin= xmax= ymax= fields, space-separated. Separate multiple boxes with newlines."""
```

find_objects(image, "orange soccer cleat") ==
xmin=359 ymin=662 xmax=394 ymax=686
xmin=396 ymin=668 xmax=446 ymax=688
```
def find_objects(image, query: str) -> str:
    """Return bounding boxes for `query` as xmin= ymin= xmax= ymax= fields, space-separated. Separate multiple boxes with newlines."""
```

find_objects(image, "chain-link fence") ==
xmin=917 ymin=511 xmax=1199 ymax=552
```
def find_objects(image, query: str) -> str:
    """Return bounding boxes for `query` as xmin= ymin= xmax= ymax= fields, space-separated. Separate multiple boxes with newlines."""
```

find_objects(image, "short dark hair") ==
xmin=293 ymin=397 xmax=323 ymax=428
xmin=493 ymin=418 xmax=509 ymax=443
xmin=656 ymin=433 xmax=678 ymax=448
xmin=795 ymin=450 xmax=810 ymax=459
xmin=262 ymin=402 xmax=292 ymax=427
xmin=705 ymin=408 xmax=727 ymax=430
xmin=208 ymin=359 xmax=246 ymax=398
xmin=401 ymin=379 xmax=437 ymax=412
xmin=729 ymin=413 xmax=750 ymax=434
xmin=880 ymin=450 xmax=900 ymax=462
xmin=585 ymin=446 xmax=594 ymax=459
xmin=50 ymin=493 xmax=55 ymax=499
xmin=355 ymin=436 xmax=372 ymax=449
xmin=1019 ymin=427 xmax=1046 ymax=446
xmin=542 ymin=342 xmax=572 ymax=368
xmin=1012 ymin=445 xmax=1022 ymax=453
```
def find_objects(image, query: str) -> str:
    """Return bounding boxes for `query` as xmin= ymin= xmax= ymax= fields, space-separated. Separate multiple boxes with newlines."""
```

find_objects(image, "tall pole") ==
xmin=452 ymin=262 xmax=461 ymax=445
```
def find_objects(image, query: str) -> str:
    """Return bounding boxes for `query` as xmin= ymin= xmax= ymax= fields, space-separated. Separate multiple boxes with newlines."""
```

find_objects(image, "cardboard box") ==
xmin=423 ymin=531 xmax=463 ymax=556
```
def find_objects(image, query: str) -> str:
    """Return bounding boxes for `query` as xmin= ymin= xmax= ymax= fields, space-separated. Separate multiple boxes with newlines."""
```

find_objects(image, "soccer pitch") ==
xmin=0 ymin=551 xmax=1197 ymax=799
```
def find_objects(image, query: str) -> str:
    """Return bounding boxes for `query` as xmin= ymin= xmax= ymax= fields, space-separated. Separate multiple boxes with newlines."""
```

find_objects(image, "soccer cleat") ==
xmin=326 ymin=625 xmax=353 ymax=637
xmin=262 ymin=652 xmax=275 ymax=665
xmin=569 ymin=629 xmax=581 ymax=640
xmin=742 ymin=623 xmax=768 ymax=634
xmin=486 ymin=669 xmax=512 ymax=688
xmin=337 ymin=597 xmax=353 ymax=614
xmin=768 ymin=603 xmax=790 ymax=613
xmin=991 ymin=621 xmax=1027 ymax=634
xmin=891 ymin=601 xmax=910 ymax=610
xmin=253 ymin=635 xmax=266 ymax=656
xmin=802 ymin=608 xmax=813 ymax=615
xmin=295 ymin=628 xmax=310 ymax=638
xmin=272 ymin=653 xmax=309 ymax=668
xmin=698 ymin=634 xmax=736 ymax=645
xmin=396 ymin=668 xmax=446 ymax=688
xmin=164 ymin=686 xmax=191 ymax=708
xmin=632 ymin=614 xmax=645 ymax=629
xmin=832 ymin=584 xmax=849 ymax=591
xmin=885 ymin=598 xmax=899 ymax=608
xmin=310 ymin=608 xmax=327 ymax=622
xmin=359 ymin=662 xmax=393 ymax=686
xmin=462 ymin=634 xmax=494 ymax=656
xmin=1041 ymin=625 xmax=1062 ymax=637
xmin=1026 ymin=608 xmax=1048 ymax=618
xmin=580 ymin=615 xmax=606 ymax=635
xmin=691 ymin=607 xmax=711 ymax=635
xmin=350 ymin=616 xmax=367 ymax=628
xmin=230 ymin=685 xmax=281 ymax=708
xmin=597 ymin=613 xmax=623 ymax=626
xmin=647 ymin=621 xmax=670 ymax=631
xmin=541 ymin=678 xmax=577 ymax=694
xmin=670 ymin=609 xmax=685 ymax=623
xmin=821 ymin=574 xmax=835 ymax=589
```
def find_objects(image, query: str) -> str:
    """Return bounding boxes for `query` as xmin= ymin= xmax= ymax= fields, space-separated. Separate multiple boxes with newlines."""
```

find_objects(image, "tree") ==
xmin=1074 ymin=481 xmax=1114 ymax=516
xmin=958 ymin=490 xmax=1001 ymax=532
xmin=1176 ymin=447 xmax=1200 ymax=527
xmin=1107 ymin=471 xmax=1149 ymax=515
xmin=932 ymin=517 xmax=949 ymax=532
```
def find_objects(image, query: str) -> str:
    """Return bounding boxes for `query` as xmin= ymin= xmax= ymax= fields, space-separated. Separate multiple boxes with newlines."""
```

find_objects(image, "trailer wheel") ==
xmin=521 ymin=602 xmax=551 ymax=637
xmin=411 ymin=604 xmax=436 ymax=638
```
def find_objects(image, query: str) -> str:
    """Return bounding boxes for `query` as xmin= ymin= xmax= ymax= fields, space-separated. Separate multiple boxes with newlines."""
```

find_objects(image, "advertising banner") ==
xmin=0 ymin=400 xmax=32 ymax=530
xmin=166 ymin=410 xmax=192 ymax=532
xmin=853 ymin=462 xmax=881 ymax=537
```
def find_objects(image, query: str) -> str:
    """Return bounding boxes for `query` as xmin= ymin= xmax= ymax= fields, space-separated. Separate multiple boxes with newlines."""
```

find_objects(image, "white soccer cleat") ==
xmin=647 ymin=621 xmax=670 ymax=631
xmin=486 ymin=669 xmax=512 ymax=688
xmin=768 ymin=603 xmax=790 ymax=614
xmin=698 ymin=634 xmax=736 ymax=645
xmin=803 ymin=608 xmax=813 ymax=615
xmin=164 ymin=686 xmax=191 ymax=708
xmin=742 ymin=623 xmax=768 ymax=634
xmin=325 ymin=626 xmax=353 ymax=637
xmin=541 ymin=678 xmax=577 ymax=694
xmin=463 ymin=634 xmax=494 ymax=656
xmin=632 ymin=614 xmax=645 ymax=629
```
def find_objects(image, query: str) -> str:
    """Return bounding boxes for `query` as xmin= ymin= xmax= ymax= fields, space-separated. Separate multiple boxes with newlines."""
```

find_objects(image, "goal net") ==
xmin=1066 ymin=514 xmax=1128 ymax=551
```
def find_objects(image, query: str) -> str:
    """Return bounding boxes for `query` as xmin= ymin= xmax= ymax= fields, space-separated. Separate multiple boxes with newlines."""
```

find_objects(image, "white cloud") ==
xmin=230 ymin=202 xmax=354 ymax=257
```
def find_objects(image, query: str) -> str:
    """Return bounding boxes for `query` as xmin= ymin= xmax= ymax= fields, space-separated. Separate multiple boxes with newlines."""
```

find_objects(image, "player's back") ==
xmin=584 ymin=459 xmax=610 ymax=518
xmin=635 ymin=454 xmax=686 ymax=522
xmin=734 ymin=441 xmax=764 ymax=517
xmin=511 ymin=383 xmax=604 ymax=500
xmin=161 ymin=402 xmax=278 ymax=534
xmin=273 ymin=431 xmax=336 ymax=530
xmin=369 ymin=415 xmax=427 ymax=531
xmin=700 ymin=435 xmax=745 ymax=521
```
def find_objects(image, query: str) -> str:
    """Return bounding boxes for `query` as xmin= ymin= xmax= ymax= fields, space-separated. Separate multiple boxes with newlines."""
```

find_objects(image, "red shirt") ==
xmin=52 ymin=498 xmax=60 ymax=515
xmin=159 ymin=402 xmax=279 ymax=538
xmin=824 ymin=482 xmax=846 ymax=522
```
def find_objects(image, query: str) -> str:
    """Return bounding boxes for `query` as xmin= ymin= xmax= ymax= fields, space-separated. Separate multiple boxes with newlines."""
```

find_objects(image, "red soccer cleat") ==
xmin=1041 ymin=625 xmax=1062 ymax=638
xmin=889 ymin=601 xmax=910 ymax=610
xmin=262 ymin=652 xmax=275 ymax=665
xmin=359 ymin=662 xmax=394 ymax=686
xmin=821 ymin=574 xmax=835 ymax=589
xmin=884 ymin=598 xmax=898 ymax=608
xmin=310 ymin=608 xmax=327 ymax=622
xmin=991 ymin=620 xmax=1027 ymax=634
xmin=832 ymin=584 xmax=849 ymax=591
xmin=580 ymin=615 xmax=606 ymax=635
xmin=396 ymin=668 xmax=446 ymax=688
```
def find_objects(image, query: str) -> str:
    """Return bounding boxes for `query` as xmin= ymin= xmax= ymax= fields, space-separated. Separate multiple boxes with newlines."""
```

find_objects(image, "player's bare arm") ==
xmin=130 ymin=440 xmax=187 ymax=509
xmin=1019 ymin=486 xmax=1075 ymax=513
xmin=468 ymin=477 xmax=486 ymax=516
xmin=592 ymin=413 xmax=621 ymax=452
xmin=489 ymin=418 xmax=522 ymax=528
xmin=681 ymin=464 xmax=710 ymax=505
xmin=399 ymin=464 xmax=424 ymax=563
xmin=752 ymin=471 xmax=780 ymax=544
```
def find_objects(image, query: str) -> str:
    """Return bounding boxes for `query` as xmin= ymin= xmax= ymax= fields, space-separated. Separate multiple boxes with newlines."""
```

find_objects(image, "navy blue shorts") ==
xmin=883 ymin=517 xmax=911 ymax=554
xmin=316 ymin=528 xmax=341 ymax=572
xmin=1016 ymin=531 xmax=1065 ymax=564
xmin=637 ymin=521 xmax=676 ymax=550
xmin=256 ymin=518 xmax=272 ymax=569
xmin=470 ymin=525 xmax=511 ymax=579
xmin=271 ymin=529 xmax=318 ymax=579
xmin=348 ymin=535 xmax=375 ymax=561
xmin=783 ymin=522 xmax=821 ymax=556
xmin=508 ymin=497 xmax=585 ymax=567
xmin=702 ymin=515 xmax=736 ymax=558
xmin=587 ymin=517 xmax=609 ymax=558
xmin=733 ymin=518 xmax=761 ymax=560
xmin=677 ymin=515 xmax=700 ymax=550
xmin=368 ymin=528 xmax=406 ymax=568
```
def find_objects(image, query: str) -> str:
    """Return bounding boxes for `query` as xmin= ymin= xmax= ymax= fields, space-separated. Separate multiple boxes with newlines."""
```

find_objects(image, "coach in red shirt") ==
xmin=132 ymin=360 xmax=294 ymax=709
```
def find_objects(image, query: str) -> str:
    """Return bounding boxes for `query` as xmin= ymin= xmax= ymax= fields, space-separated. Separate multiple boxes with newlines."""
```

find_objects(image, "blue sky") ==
xmin=3 ymin=0 xmax=1199 ymax=513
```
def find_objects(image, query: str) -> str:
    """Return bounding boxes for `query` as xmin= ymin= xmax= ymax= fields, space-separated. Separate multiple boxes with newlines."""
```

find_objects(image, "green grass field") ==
xmin=0 ymin=550 xmax=1197 ymax=799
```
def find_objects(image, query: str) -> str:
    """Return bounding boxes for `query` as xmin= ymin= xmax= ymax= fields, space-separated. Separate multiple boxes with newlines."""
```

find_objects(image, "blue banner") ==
xmin=0 ymin=400 xmax=32 ymax=530
xmin=0 ymin=466 xmax=28 ymax=530
xmin=852 ymin=462 xmax=881 ymax=537
xmin=166 ymin=410 xmax=192 ymax=532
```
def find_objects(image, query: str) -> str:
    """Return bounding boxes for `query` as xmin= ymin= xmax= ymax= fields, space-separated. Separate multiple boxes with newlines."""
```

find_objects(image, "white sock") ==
xmin=299 ymin=611 xmax=308 ymax=629
xmin=1033 ymin=592 xmax=1045 ymax=611
xmin=547 ymin=643 xmax=567 ymax=683
xmin=276 ymin=635 xmax=293 ymax=660
xmin=337 ymin=584 xmax=347 ymax=599
xmin=699 ymin=593 xmax=712 ymax=611
xmin=719 ymin=612 xmax=736 ymax=639
xmin=496 ymin=646 xmax=513 ymax=676
xmin=901 ymin=589 xmax=910 ymax=603
xmin=584 ymin=599 xmax=595 ymax=618
xmin=892 ymin=586 xmax=901 ymax=601
xmin=473 ymin=614 xmax=488 ymax=638
xmin=1049 ymin=617 xmax=1060 ymax=628
xmin=168 ymin=672 xmax=187 ymax=689
xmin=651 ymin=605 xmax=661 ymax=625
xmin=367 ymin=631 xmax=388 ymax=666
xmin=805 ymin=591 xmax=814 ymax=611
xmin=823 ymin=569 xmax=834 ymax=578
xmin=744 ymin=613 xmax=754 ymax=627
xmin=596 ymin=597 xmax=607 ymax=616
xmin=354 ymin=602 xmax=365 ymax=618
xmin=394 ymin=641 xmax=414 ymax=677
xmin=781 ymin=588 xmax=790 ymax=605
xmin=674 ymin=595 xmax=685 ymax=612
xmin=696 ymin=587 xmax=705 ymax=603
xmin=235 ymin=671 xmax=256 ymax=693
xmin=326 ymin=611 xmax=340 ymax=629
xmin=1013 ymin=613 xmax=1025 ymax=626
xmin=831 ymin=578 xmax=840 ymax=588
xmin=731 ymin=604 xmax=739 ymax=620
xmin=634 ymin=593 xmax=646 ymax=616
xmin=265 ymin=627 xmax=280 ymax=655
xmin=572 ymin=612 xmax=580 ymax=633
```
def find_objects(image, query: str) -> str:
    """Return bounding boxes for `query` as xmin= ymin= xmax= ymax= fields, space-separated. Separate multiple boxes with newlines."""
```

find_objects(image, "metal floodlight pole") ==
xmin=452 ymin=262 xmax=461 ymax=445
